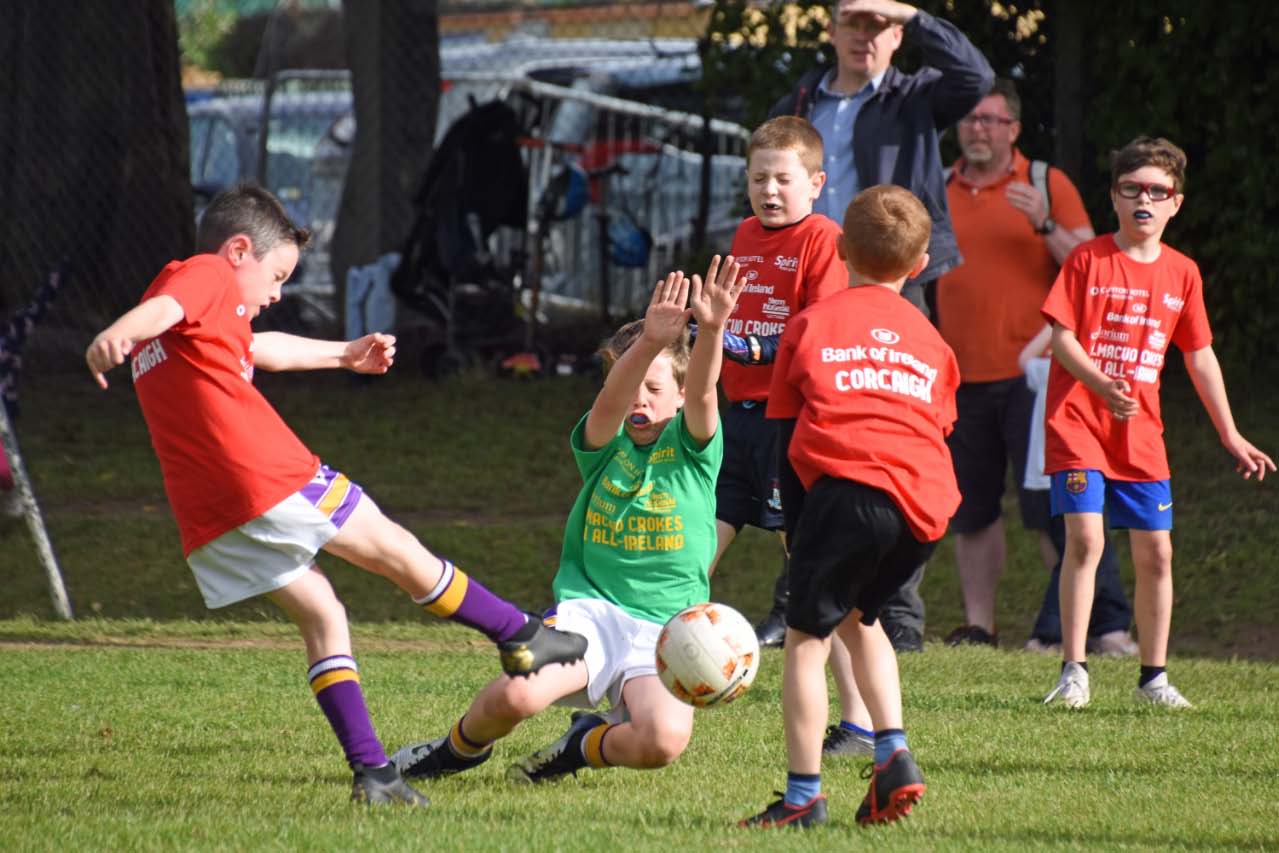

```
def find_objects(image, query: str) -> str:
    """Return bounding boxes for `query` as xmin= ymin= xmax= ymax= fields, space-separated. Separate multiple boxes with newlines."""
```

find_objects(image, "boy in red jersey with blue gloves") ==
xmin=1040 ymin=137 xmax=1272 ymax=709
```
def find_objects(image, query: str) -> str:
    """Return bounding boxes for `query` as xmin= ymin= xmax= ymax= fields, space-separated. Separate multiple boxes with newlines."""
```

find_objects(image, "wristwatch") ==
xmin=1036 ymin=217 xmax=1057 ymax=235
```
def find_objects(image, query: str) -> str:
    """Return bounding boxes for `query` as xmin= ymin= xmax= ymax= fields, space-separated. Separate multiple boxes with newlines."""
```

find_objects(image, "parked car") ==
xmin=185 ymin=40 xmax=750 ymax=334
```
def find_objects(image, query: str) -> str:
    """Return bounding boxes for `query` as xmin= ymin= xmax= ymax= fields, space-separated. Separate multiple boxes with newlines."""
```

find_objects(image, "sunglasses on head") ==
xmin=1115 ymin=181 xmax=1175 ymax=201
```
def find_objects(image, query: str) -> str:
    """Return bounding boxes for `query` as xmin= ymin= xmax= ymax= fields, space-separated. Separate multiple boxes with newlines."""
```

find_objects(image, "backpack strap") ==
xmin=1030 ymin=159 xmax=1051 ymax=211
xmin=946 ymin=161 xmax=1048 ymax=205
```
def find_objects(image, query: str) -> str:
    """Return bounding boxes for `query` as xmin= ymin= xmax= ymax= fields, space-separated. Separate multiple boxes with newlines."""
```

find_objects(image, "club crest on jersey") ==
xmin=1065 ymin=471 xmax=1088 ymax=494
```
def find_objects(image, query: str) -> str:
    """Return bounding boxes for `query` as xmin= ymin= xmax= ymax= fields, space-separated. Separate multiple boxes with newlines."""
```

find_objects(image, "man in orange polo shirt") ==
xmin=937 ymin=78 xmax=1134 ymax=651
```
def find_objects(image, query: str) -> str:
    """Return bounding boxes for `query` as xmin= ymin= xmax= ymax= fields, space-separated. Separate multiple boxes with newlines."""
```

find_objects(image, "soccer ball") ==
xmin=655 ymin=602 xmax=760 ymax=708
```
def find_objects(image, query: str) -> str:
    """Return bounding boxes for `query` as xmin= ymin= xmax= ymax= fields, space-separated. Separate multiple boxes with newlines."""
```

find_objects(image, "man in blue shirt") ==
xmin=761 ymin=0 xmax=992 ymax=662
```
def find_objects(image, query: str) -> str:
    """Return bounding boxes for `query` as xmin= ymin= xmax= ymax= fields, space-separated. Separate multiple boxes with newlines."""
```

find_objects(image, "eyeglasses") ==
xmin=1115 ymin=181 xmax=1176 ymax=201
xmin=958 ymin=114 xmax=1014 ymax=128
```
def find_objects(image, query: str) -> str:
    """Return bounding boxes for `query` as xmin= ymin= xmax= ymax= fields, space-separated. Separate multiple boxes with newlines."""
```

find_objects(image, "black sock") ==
xmin=1139 ymin=665 xmax=1166 ymax=687
xmin=1062 ymin=660 xmax=1088 ymax=674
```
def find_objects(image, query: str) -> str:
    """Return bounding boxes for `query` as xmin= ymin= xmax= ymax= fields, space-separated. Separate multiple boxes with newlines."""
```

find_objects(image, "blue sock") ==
xmin=784 ymin=772 xmax=821 ymax=807
xmin=1139 ymin=665 xmax=1166 ymax=687
xmin=873 ymin=728 xmax=908 ymax=766
xmin=841 ymin=720 xmax=874 ymax=739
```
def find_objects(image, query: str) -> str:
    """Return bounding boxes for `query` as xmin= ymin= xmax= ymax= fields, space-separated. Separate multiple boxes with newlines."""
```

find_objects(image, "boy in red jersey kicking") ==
xmin=85 ymin=185 xmax=586 ymax=806
xmin=1040 ymin=137 xmax=1273 ymax=709
xmin=740 ymin=185 xmax=961 ymax=829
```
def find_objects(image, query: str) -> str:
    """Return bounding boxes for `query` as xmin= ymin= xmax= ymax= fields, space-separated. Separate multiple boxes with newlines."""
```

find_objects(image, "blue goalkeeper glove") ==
xmin=689 ymin=322 xmax=778 ymax=365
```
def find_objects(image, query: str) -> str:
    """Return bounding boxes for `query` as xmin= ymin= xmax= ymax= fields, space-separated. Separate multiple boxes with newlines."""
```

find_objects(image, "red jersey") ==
xmin=1041 ymin=236 xmax=1212 ymax=480
xmin=131 ymin=256 xmax=320 ymax=554
xmin=722 ymin=214 xmax=848 ymax=402
xmin=767 ymin=286 xmax=961 ymax=542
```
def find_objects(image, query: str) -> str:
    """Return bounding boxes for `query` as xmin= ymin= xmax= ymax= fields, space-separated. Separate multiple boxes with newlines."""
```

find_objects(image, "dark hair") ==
xmin=196 ymin=183 xmax=311 ymax=257
xmin=842 ymin=185 xmax=931 ymax=282
xmin=1110 ymin=136 xmax=1187 ymax=193
xmin=747 ymin=116 xmax=825 ymax=176
xmin=988 ymin=77 xmax=1021 ymax=121
xmin=598 ymin=319 xmax=691 ymax=386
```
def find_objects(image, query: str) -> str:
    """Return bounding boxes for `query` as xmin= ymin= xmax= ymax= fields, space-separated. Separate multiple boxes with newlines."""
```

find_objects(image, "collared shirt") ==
xmin=809 ymin=69 xmax=885 ymax=222
xmin=938 ymin=150 xmax=1091 ymax=382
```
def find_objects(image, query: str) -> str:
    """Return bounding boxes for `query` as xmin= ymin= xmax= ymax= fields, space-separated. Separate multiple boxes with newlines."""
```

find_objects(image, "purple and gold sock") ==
xmin=414 ymin=559 xmax=528 ymax=641
xmin=582 ymin=723 xmax=613 ymax=769
xmin=448 ymin=715 xmax=492 ymax=759
xmin=308 ymin=655 xmax=388 ymax=769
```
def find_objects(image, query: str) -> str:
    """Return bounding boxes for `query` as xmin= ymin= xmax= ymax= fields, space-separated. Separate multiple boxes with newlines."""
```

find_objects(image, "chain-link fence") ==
xmin=4 ymin=1 xmax=752 ymax=386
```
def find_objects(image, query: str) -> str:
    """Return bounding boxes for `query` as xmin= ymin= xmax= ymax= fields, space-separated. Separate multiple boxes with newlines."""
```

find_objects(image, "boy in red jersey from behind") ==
xmin=740 ymin=185 xmax=961 ymax=829
xmin=710 ymin=115 xmax=878 ymax=758
xmin=85 ymin=184 xmax=586 ymax=806
xmin=1040 ymin=137 xmax=1273 ymax=710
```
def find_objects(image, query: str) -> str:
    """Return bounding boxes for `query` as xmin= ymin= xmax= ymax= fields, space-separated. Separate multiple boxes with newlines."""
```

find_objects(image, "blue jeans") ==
xmin=1030 ymin=514 xmax=1132 ymax=642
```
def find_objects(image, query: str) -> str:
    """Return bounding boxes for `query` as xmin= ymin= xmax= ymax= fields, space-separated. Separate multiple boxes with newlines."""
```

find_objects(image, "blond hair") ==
xmin=841 ymin=185 xmax=931 ymax=282
xmin=747 ymin=116 xmax=824 ymax=176
xmin=598 ymin=319 xmax=691 ymax=385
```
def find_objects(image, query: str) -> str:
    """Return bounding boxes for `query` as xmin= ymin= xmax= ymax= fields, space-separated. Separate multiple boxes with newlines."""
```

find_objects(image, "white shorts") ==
xmin=548 ymin=598 xmax=662 ymax=710
xmin=187 ymin=468 xmax=369 ymax=609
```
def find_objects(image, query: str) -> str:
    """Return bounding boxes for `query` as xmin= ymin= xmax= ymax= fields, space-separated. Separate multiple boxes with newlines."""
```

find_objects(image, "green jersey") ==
xmin=553 ymin=410 xmax=723 ymax=624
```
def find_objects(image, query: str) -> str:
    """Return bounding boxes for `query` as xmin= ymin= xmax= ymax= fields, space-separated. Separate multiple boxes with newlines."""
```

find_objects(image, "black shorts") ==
xmin=947 ymin=377 xmax=1050 ymax=534
xmin=715 ymin=401 xmax=784 ymax=531
xmin=785 ymin=478 xmax=937 ymax=637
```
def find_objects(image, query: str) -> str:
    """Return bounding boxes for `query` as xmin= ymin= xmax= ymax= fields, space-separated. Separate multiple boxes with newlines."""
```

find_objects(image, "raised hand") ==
xmin=1006 ymin=181 xmax=1050 ymax=231
xmin=688 ymin=255 xmax=745 ymax=332
xmin=641 ymin=271 xmax=693 ymax=348
xmin=837 ymin=0 xmax=918 ymax=26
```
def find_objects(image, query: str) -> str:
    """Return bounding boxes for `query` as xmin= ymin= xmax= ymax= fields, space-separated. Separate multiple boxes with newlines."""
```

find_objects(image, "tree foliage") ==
xmin=701 ymin=0 xmax=1277 ymax=366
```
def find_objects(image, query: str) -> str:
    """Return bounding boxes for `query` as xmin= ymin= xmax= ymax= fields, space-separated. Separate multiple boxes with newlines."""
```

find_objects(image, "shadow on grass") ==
xmin=927 ymin=755 xmax=1277 ymax=783
xmin=910 ymin=825 xmax=1277 ymax=850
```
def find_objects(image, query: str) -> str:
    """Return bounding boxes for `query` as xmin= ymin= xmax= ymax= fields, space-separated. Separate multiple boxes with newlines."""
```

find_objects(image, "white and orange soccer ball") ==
xmin=655 ymin=602 xmax=760 ymax=708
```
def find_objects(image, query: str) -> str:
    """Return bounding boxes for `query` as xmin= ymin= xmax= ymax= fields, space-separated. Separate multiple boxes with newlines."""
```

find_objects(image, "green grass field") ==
xmin=2 ymin=361 xmax=1278 ymax=848
xmin=2 ymin=619 xmax=1277 ymax=850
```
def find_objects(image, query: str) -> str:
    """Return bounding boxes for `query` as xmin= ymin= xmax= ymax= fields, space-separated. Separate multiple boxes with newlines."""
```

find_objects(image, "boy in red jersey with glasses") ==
xmin=1040 ymin=137 xmax=1273 ymax=710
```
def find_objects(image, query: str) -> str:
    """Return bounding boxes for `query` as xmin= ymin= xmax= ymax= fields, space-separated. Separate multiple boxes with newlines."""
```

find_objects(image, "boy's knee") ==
xmin=1064 ymin=531 xmax=1106 ymax=565
xmin=288 ymin=590 xmax=346 ymax=627
xmin=1132 ymin=537 xmax=1173 ymax=577
xmin=630 ymin=719 xmax=690 ymax=767
xmin=486 ymin=678 xmax=547 ymax=722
